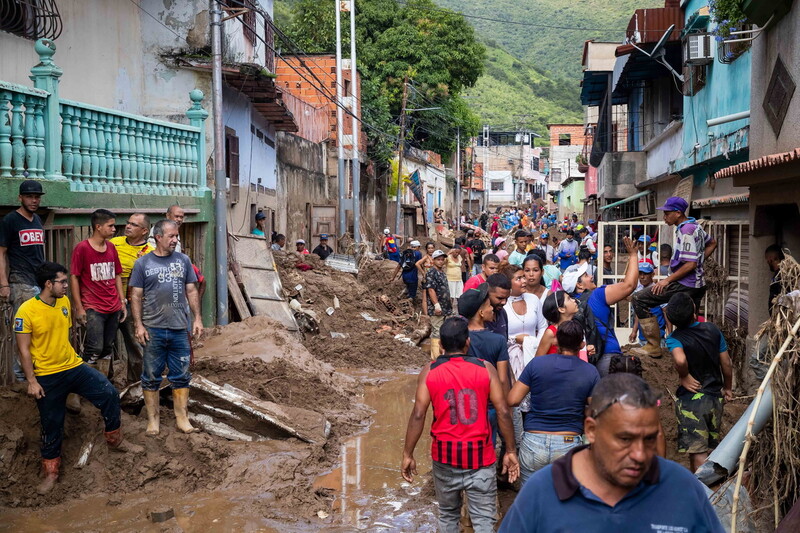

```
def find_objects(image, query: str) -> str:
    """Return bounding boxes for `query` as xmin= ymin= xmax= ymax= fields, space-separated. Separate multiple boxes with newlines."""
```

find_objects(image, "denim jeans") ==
xmin=117 ymin=303 xmax=143 ymax=384
xmin=35 ymin=363 xmax=121 ymax=459
xmin=632 ymin=282 xmax=706 ymax=319
xmin=141 ymin=327 xmax=191 ymax=391
xmin=84 ymin=309 xmax=122 ymax=363
xmin=519 ymin=432 xmax=583 ymax=485
xmin=10 ymin=282 xmax=40 ymax=381
xmin=432 ymin=461 xmax=497 ymax=533
xmin=404 ymin=281 xmax=418 ymax=300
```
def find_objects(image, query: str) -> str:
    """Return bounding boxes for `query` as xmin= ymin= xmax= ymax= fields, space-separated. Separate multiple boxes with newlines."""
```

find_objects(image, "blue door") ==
xmin=426 ymin=192 xmax=434 ymax=221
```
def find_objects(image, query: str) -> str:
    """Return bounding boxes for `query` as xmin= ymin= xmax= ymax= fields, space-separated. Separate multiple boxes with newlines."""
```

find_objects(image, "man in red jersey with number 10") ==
xmin=401 ymin=316 xmax=519 ymax=533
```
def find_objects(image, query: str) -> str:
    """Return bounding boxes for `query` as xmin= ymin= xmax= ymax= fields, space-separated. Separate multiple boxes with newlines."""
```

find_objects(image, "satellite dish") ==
xmin=630 ymin=24 xmax=685 ymax=83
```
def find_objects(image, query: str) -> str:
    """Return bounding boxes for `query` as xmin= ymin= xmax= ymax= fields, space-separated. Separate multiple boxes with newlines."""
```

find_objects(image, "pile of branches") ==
xmin=745 ymin=253 xmax=800 ymax=527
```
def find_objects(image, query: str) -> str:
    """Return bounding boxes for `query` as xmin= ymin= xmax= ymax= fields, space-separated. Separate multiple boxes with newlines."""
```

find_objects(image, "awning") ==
xmin=692 ymin=193 xmax=750 ymax=209
xmin=175 ymin=58 xmax=298 ymax=132
xmin=600 ymin=190 xmax=651 ymax=210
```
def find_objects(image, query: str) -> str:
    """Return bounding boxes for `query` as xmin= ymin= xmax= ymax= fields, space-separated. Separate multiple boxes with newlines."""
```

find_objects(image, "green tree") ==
xmin=283 ymin=0 xmax=485 ymax=162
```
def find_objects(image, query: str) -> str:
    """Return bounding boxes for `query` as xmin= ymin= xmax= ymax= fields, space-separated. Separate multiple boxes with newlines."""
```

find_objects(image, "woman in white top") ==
xmin=501 ymin=264 xmax=548 ymax=378
xmin=522 ymin=253 xmax=549 ymax=306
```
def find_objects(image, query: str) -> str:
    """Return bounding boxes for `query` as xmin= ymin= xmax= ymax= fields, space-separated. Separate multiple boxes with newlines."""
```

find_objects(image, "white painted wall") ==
xmin=487 ymin=170 xmax=514 ymax=205
xmin=644 ymin=123 xmax=683 ymax=180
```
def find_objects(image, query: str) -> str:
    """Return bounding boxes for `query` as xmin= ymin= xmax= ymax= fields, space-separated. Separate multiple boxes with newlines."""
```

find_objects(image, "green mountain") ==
xmin=435 ymin=0 xmax=662 ymax=132
xmin=462 ymin=42 xmax=582 ymax=137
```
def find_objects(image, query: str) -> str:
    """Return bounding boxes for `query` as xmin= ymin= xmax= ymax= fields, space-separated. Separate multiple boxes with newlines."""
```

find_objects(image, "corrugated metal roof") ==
xmin=691 ymin=193 xmax=750 ymax=208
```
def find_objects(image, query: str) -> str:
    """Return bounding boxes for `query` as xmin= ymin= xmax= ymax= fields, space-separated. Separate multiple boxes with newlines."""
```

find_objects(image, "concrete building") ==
xmin=392 ymin=147 xmax=446 ymax=235
xmin=714 ymin=0 xmax=800 ymax=346
xmin=473 ymin=130 xmax=546 ymax=210
xmin=546 ymin=124 xmax=591 ymax=219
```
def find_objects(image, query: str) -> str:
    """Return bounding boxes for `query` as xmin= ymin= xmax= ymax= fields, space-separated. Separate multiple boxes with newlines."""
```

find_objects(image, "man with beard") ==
xmin=500 ymin=374 xmax=724 ymax=532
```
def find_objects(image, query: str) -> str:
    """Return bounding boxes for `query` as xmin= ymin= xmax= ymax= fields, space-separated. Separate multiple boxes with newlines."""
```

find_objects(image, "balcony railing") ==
xmin=0 ymin=39 xmax=209 ymax=196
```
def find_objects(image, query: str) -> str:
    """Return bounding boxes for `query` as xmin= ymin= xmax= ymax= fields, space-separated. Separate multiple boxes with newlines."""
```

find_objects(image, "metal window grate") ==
xmin=0 ymin=0 xmax=63 ymax=40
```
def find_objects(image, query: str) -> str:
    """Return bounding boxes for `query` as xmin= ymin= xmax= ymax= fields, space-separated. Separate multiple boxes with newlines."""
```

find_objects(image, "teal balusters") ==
xmin=155 ymin=125 xmax=167 ymax=194
xmin=72 ymin=109 xmax=85 ymax=190
xmin=177 ymin=130 xmax=189 ymax=195
xmin=31 ymin=98 xmax=46 ymax=178
xmin=119 ymin=117 xmax=131 ymax=192
xmin=185 ymin=89 xmax=208 ymax=194
xmin=10 ymin=94 xmax=25 ymax=176
xmin=142 ymin=122 xmax=153 ymax=193
xmin=0 ymin=92 xmax=12 ymax=179
xmin=110 ymin=115 xmax=122 ymax=192
xmin=79 ymin=109 xmax=92 ymax=188
xmin=23 ymin=96 xmax=38 ymax=176
xmin=151 ymin=124 xmax=162 ymax=194
xmin=96 ymin=112 xmax=108 ymax=191
xmin=133 ymin=120 xmax=145 ymax=194
xmin=30 ymin=38 xmax=63 ymax=180
xmin=186 ymin=130 xmax=198 ymax=192
xmin=87 ymin=111 xmax=100 ymax=190
xmin=163 ymin=128 xmax=176 ymax=194
xmin=60 ymin=104 xmax=74 ymax=184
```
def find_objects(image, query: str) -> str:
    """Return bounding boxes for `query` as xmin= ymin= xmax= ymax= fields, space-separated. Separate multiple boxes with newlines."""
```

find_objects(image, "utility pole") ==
xmin=483 ymin=125 xmax=489 ymax=213
xmin=394 ymin=76 xmax=409 ymax=236
xmin=210 ymin=1 xmax=228 ymax=325
xmin=455 ymin=127 xmax=461 ymax=230
xmin=349 ymin=1 xmax=360 ymax=243
xmin=335 ymin=0 xmax=346 ymax=241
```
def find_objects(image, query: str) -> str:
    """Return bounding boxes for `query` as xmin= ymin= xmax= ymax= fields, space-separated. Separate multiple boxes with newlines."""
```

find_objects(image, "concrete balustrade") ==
xmin=0 ymin=39 xmax=208 ymax=196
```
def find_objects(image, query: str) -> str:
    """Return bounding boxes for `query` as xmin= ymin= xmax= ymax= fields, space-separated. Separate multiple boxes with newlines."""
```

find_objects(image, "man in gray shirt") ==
xmin=130 ymin=219 xmax=203 ymax=436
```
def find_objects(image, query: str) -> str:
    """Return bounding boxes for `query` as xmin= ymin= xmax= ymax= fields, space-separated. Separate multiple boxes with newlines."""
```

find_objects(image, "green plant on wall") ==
xmin=708 ymin=0 xmax=747 ymax=38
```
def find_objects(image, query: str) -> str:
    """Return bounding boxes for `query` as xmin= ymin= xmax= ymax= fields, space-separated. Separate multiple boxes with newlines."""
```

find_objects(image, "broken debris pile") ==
xmin=275 ymin=254 xmax=430 ymax=371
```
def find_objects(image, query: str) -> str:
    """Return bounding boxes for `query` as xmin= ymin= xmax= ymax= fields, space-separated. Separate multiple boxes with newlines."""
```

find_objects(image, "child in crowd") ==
xmin=629 ymin=262 xmax=667 ymax=346
xmin=665 ymin=292 xmax=734 ymax=472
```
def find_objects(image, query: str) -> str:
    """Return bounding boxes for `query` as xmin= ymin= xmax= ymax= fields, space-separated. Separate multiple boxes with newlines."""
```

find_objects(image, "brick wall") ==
xmin=547 ymin=124 xmax=593 ymax=148
xmin=275 ymin=55 xmax=366 ymax=152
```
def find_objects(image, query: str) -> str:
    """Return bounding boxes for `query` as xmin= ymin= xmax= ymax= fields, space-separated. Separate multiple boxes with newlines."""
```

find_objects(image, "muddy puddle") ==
xmin=313 ymin=371 xmax=436 ymax=531
xmin=0 ymin=372 xmax=434 ymax=532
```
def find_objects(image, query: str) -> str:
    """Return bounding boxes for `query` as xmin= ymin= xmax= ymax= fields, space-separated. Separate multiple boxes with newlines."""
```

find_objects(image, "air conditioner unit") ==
xmin=685 ymin=33 xmax=713 ymax=66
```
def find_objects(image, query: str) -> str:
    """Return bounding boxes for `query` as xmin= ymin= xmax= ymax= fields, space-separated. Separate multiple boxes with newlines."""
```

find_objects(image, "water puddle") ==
xmin=314 ymin=371 xmax=436 ymax=530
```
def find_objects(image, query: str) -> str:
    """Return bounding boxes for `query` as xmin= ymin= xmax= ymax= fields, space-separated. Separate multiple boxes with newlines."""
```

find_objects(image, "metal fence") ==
xmin=597 ymin=219 xmax=750 ymax=338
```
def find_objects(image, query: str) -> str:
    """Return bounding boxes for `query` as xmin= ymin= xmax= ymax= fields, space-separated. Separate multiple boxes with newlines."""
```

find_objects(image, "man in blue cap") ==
xmin=311 ymin=234 xmax=333 ymax=260
xmin=631 ymin=197 xmax=716 ymax=358
xmin=629 ymin=261 xmax=666 ymax=346
xmin=535 ymin=232 xmax=554 ymax=264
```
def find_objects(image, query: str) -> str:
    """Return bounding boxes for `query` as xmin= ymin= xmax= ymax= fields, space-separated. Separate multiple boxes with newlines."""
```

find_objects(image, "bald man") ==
xmin=148 ymin=205 xmax=184 ymax=254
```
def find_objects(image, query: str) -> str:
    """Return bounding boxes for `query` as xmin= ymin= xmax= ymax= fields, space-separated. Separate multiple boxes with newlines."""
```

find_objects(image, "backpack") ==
xmin=401 ymin=249 xmax=416 ymax=272
xmin=385 ymin=237 xmax=398 ymax=254
xmin=575 ymin=290 xmax=611 ymax=365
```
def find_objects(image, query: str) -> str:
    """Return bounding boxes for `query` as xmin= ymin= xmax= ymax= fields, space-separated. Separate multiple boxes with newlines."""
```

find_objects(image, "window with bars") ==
xmin=0 ymin=0 xmax=62 ymax=40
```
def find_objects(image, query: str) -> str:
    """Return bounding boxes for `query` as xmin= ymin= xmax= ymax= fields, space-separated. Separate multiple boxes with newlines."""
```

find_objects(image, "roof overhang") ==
xmin=581 ymin=70 xmax=627 ymax=106
xmin=714 ymin=148 xmax=800 ymax=186
xmin=175 ymin=58 xmax=298 ymax=133
xmin=612 ymin=41 xmax=682 ymax=99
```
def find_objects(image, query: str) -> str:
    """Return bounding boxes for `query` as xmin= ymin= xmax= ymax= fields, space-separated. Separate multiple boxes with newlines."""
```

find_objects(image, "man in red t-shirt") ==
xmin=402 ymin=316 xmax=519 ymax=532
xmin=463 ymin=253 xmax=500 ymax=292
xmin=70 ymin=209 xmax=125 ymax=377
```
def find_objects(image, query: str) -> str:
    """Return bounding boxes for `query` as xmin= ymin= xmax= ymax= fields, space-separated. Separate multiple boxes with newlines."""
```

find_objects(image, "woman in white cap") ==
xmin=295 ymin=239 xmax=309 ymax=255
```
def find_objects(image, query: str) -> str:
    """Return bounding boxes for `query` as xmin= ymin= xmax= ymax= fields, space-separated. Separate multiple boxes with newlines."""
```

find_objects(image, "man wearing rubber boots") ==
xmin=16 ymin=262 xmax=143 ymax=495
xmin=130 ymin=220 xmax=203 ymax=436
xmin=630 ymin=197 xmax=716 ymax=358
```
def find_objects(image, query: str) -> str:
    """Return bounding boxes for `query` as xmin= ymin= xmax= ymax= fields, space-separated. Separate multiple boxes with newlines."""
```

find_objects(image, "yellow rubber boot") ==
xmin=430 ymin=338 xmax=442 ymax=361
xmin=629 ymin=317 xmax=663 ymax=358
xmin=172 ymin=388 xmax=199 ymax=434
xmin=143 ymin=390 xmax=160 ymax=437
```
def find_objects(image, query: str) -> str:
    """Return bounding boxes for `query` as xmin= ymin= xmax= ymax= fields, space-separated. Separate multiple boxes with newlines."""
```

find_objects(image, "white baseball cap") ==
xmin=383 ymin=228 xmax=390 ymax=234
xmin=562 ymin=263 xmax=589 ymax=294
xmin=431 ymin=250 xmax=446 ymax=259
xmin=410 ymin=240 xmax=421 ymax=247
xmin=296 ymin=239 xmax=306 ymax=245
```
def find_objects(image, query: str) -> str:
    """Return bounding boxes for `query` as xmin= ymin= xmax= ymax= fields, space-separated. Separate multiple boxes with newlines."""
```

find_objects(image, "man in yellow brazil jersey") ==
xmin=16 ymin=262 xmax=143 ymax=495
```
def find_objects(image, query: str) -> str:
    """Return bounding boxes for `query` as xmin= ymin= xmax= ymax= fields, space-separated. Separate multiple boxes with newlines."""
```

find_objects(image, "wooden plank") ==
xmin=227 ymin=270 xmax=252 ymax=319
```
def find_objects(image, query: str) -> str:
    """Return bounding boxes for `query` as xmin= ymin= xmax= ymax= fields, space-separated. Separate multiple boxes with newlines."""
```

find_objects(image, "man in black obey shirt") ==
xmin=0 ymin=180 xmax=46 ymax=382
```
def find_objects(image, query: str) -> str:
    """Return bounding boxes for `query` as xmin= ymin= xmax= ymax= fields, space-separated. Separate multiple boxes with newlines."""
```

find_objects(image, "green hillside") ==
xmin=463 ymin=42 xmax=581 ymax=137
xmin=434 ymin=0 xmax=662 ymax=80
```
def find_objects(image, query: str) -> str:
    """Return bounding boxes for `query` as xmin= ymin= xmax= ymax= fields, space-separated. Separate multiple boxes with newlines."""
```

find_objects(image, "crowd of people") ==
xmin=400 ymin=198 xmax=735 ymax=531
xmin=5 ymin=181 xmax=204 ymax=495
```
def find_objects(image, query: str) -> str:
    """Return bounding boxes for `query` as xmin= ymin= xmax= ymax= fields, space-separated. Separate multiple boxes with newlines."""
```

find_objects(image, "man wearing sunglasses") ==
xmin=501 ymin=374 xmax=724 ymax=532
xmin=111 ymin=213 xmax=153 ymax=385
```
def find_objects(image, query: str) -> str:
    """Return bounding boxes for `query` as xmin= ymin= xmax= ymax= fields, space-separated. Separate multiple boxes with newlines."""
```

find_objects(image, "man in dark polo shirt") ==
xmin=500 ymin=373 xmax=724 ymax=532
xmin=484 ymin=273 xmax=511 ymax=338
xmin=402 ymin=316 xmax=518 ymax=533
